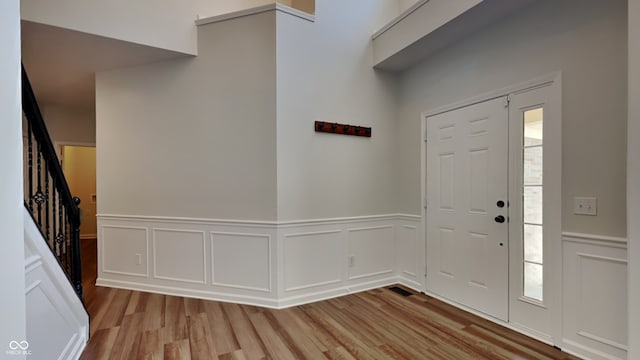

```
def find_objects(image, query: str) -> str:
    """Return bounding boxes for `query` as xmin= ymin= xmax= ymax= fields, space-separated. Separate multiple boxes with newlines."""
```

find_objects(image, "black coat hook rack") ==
xmin=314 ymin=121 xmax=371 ymax=138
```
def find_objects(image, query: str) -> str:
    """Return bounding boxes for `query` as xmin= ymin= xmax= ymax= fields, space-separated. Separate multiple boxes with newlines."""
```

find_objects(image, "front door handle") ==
xmin=494 ymin=215 xmax=505 ymax=223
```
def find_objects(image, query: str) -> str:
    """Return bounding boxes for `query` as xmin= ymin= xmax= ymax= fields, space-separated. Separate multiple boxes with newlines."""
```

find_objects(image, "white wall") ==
xmin=21 ymin=0 xmax=199 ymax=55
xmin=628 ymin=0 xmax=640 ymax=358
xmin=0 ymin=0 xmax=26 ymax=356
xmin=276 ymin=0 xmax=401 ymax=221
xmin=397 ymin=0 xmax=628 ymax=237
xmin=96 ymin=12 xmax=277 ymax=221
xmin=42 ymin=104 xmax=96 ymax=145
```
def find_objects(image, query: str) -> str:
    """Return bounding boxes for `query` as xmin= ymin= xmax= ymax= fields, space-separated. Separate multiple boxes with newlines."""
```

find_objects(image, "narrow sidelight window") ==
xmin=523 ymin=108 xmax=543 ymax=301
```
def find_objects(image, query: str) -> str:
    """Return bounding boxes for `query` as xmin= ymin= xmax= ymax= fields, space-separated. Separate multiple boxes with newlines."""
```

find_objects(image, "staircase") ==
xmin=21 ymin=64 xmax=84 ymax=301
xmin=21 ymin=64 xmax=89 ymax=360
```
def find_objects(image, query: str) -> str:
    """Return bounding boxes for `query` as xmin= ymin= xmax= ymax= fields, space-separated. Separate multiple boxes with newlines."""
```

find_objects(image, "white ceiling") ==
xmin=21 ymin=21 xmax=193 ymax=111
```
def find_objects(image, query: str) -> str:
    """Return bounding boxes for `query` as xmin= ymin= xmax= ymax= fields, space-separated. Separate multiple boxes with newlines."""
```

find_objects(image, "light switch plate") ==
xmin=574 ymin=197 xmax=597 ymax=216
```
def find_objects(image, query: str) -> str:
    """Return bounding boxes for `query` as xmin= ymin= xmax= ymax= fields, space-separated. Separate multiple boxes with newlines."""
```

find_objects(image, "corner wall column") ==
xmin=0 ymin=0 xmax=27 ymax=355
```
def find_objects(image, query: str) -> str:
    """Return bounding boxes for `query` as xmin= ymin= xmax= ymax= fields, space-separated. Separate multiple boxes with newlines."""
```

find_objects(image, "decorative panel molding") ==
xmin=397 ymin=224 xmax=419 ymax=278
xmin=101 ymin=225 xmax=149 ymax=277
xmin=153 ymin=228 xmax=206 ymax=284
xmin=347 ymin=225 xmax=394 ymax=280
xmin=211 ymin=232 xmax=272 ymax=292
xmin=282 ymin=230 xmax=343 ymax=292
xmin=562 ymin=234 xmax=628 ymax=360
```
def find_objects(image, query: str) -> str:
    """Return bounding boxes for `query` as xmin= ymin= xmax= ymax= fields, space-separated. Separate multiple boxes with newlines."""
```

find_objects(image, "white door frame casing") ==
xmin=420 ymin=72 xmax=562 ymax=345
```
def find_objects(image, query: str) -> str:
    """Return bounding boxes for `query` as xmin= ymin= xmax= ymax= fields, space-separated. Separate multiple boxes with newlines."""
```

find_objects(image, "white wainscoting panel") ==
xmin=211 ymin=232 xmax=271 ymax=292
xmin=282 ymin=230 xmax=343 ymax=292
xmin=102 ymin=225 xmax=149 ymax=277
xmin=396 ymin=223 xmax=419 ymax=278
xmin=562 ymin=233 xmax=628 ymax=360
xmin=347 ymin=225 xmax=394 ymax=280
xmin=97 ymin=215 xmax=278 ymax=308
xmin=24 ymin=210 xmax=88 ymax=360
xmin=97 ymin=214 xmax=422 ymax=309
xmin=153 ymin=229 xmax=206 ymax=284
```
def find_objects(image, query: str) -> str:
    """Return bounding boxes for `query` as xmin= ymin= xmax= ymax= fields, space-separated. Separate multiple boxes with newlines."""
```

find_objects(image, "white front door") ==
xmin=426 ymin=96 xmax=509 ymax=321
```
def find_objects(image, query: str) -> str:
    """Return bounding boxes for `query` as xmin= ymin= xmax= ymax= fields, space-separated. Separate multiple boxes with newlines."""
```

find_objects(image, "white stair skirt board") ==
xmin=96 ymin=213 xmax=423 ymax=309
xmin=24 ymin=209 xmax=89 ymax=360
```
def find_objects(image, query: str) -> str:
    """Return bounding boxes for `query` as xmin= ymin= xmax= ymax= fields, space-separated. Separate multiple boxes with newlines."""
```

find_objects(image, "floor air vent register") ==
xmin=388 ymin=286 xmax=413 ymax=297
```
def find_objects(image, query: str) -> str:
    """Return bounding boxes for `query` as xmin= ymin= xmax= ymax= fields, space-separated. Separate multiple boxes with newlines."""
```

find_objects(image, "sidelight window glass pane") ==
xmin=523 ymin=107 xmax=544 ymax=302
xmin=524 ymin=147 xmax=543 ymax=185
xmin=523 ymin=186 xmax=543 ymax=224
xmin=524 ymin=262 xmax=543 ymax=301
xmin=524 ymin=224 xmax=543 ymax=263
xmin=524 ymin=108 xmax=543 ymax=146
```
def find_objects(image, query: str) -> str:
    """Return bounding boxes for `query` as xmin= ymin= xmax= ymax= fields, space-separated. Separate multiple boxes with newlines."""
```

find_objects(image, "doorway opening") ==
xmin=58 ymin=143 xmax=97 ymax=301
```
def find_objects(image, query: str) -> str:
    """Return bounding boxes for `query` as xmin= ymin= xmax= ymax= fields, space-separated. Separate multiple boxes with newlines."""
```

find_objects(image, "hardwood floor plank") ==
xmin=246 ymin=311 xmax=298 ymax=360
xmin=267 ymin=308 xmax=329 ymax=355
xmin=88 ymin=287 xmax=118 ymax=334
xmin=125 ymin=290 xmax=142 ymax=315
xmin=300 ymin=305 xmax=389 ymax=360
xmin=108 ymin=312 xmax=144 ymax=360
xmin=164 ymin=295 xmax=188 ymax=342
xmin=136 ymin=329 xmax=164 ymax=360
xmin=142 ymin=293 xmax=166 ymax=331
xmin=164 ymin=339 xmax=192 ymax=360
xmin=220 ymin=303 xmax=268 ymax=359
xmin=217 ymin=350 xmax=249 ymax=360
xmin=203 ymin=301 xmax=241 ymax=355
xmin=323 ymin=346 xmax=358 ymax=360
xmin=80 ymin=327 xmax=119 ymax=360
xmin=188 ymin=312 xmax=217 ymax=360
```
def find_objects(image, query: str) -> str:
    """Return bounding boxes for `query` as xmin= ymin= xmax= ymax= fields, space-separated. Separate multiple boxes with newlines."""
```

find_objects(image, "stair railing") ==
xmin=21 ymin=64 xmax=84 ymax=301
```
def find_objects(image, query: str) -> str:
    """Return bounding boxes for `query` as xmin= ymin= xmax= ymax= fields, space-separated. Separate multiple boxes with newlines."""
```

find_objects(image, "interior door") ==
xmin=426 ymin=96 xmax=509 ymax=321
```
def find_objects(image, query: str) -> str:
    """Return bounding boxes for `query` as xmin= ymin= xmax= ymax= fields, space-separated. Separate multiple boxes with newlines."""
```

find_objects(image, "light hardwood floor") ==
xmin=79 ymin=239 xmax=579 ymax=360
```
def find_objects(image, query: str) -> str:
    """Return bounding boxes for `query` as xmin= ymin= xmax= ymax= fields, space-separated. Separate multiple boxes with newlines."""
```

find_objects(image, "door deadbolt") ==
xmin=497 ymin=200 xmax=505 ymax=208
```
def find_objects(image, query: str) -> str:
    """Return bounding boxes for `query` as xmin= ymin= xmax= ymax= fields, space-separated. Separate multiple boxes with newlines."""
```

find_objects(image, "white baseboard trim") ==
xmin=561 ymin=339 xmax=626 ymax=360
xmin=96 ymin=278 xmax=281 ymax=309
xmin=277 ymin=277 xmax=399 ymax=308
xmin=97 ymin=276 xmax=417 ymax=310
xmin=397 ymin=276 xmax=423 ymax=292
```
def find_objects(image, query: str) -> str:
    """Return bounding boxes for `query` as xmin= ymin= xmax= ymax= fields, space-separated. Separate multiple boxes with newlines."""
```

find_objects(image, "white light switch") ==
xmin=574 ymin=197 xmax=597 ymax=216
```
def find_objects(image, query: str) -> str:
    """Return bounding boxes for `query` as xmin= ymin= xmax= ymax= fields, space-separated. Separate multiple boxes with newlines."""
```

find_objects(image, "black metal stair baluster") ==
xmin=45 ymin=163 xmax=50 ymax=243
xmin=64 ymin=212 xmax=69 ymax=272
xmin=35 ymin=145 xmax=44 ymax=227
xmin=52 ymin=180 xmax=57 ymax=254
xmin=58 ymin=191 xmax=64 ymax=260
xmin=71 ymin=197 xmax=82 ymax=299
xmin=27 ymin=120 xmax=34 ymax=213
